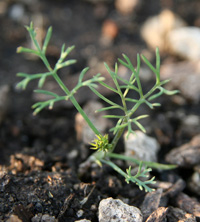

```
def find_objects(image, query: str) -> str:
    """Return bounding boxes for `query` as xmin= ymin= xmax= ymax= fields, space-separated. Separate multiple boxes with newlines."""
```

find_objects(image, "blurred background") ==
xmin=0 ymin=0 xmax=200 ymax=159
xmin=1 ymin=0 xmax=200 ymax=86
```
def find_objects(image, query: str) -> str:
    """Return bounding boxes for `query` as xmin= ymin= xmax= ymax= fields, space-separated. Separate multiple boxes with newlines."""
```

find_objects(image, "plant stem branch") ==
xmin=52 ymin=73 xmax=100 ymax=135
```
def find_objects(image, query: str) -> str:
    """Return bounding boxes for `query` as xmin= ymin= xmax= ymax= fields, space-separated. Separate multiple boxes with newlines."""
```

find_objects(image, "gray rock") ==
xmin=115 ymin=0 xmax=140 ymax=15
xmin=165 ymin=134 xmax=200 ymax=167
xmin=140 ymin=189 xmax=163 ymax=221
xmin=98 ymin=197 xmax=143 ymax=222
xmin=168 ymin=27 xmax=200 ymax=60
xmin=174 ymin=192 xmax=200 ymax=217
xmin=161 ymin=61 xmax=200 ymax=103
xmin=124 ymin=131 xmax=160 ymax=163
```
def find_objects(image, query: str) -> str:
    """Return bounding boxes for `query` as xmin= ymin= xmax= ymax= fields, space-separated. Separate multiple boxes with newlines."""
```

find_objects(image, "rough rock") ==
xmin=165 ymin=134 xmax=200 ymax=167
xmin=167 ymin=27 xmax=200 ymax=61
xmin=161 ymin=61 xmax=200 ymax=103
xmin=140 ymin=188 xmax=163 ymax=221
xmin=174 ymin=192 xmax=200 ymax=217
xmin=141 ymin=9 xmax=186 ymax=51
xmin=98 ymin=197 xmax=143 ymax=222
xmin=162 ymin=179 xmax=186 ymax=199
xmin=124 ymin=131 xmax=160 ymax=163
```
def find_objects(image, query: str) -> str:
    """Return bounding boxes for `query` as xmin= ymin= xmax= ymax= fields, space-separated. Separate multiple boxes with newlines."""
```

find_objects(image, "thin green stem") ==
xmin=40 ymin=54 xmax=52 ymax=71
xmin=107 ymin=153 xmax=177 ymax=170
xmin=110 ymin=117 xmax=128 ymax=152
xmin=31 ymin=32 xmax=101 ymax=136
xmin=110 ymin=99 xmax=143 ymax=153
xmin=52 ymin=73 xmax=100 ymax=135
xmin=101 ymin=159 xmax=128 ymax=178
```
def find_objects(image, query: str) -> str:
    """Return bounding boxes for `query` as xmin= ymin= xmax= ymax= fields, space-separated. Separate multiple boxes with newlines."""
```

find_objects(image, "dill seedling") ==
xmin=17 ymin=22 xmax=178 ymax=192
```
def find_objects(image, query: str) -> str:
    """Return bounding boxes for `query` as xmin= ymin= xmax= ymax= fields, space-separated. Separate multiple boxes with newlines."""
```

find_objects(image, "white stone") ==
xmin=167 ymin=27 xmax=200 ymax=61
xmin=124 ymin=131 xmax=160 ymax=163
xmin=141 ymin=9 xmax=186 ymax=51
xmin=98 ymin=197 xmax=143 ymax=222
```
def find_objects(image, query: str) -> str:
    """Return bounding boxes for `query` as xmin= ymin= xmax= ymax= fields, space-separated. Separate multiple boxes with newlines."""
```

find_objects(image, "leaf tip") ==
xmin=16 ymin=46 xmax=22 ymax=53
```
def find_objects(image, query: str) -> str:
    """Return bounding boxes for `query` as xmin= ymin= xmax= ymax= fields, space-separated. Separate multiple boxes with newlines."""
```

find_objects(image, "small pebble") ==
xmin=165 ymin=134 xmax=200 ymax=167
xmin=141 ymin=9 xmax=186 ymax=51
xmin=140 ymin=189 xmax=163 ymax=221
xmin=124 ymin=130 xmax=160 ymax=163
xmin=98 ymin=197 xmax=143 ymax=222
xmin=168 ymin=27 xmax=200 ymax=61
xmin=9 ymin=4 xmax=25 ymax=21
xmin=115 ymin=0 xmax=140 ymax=15
xmin=32 ymin=214 xmax=57 ymax=222
xmin=76 ymin=209 xmax=84 ymax=218
xmin=35 ymin=202 xmax=43 ymax=213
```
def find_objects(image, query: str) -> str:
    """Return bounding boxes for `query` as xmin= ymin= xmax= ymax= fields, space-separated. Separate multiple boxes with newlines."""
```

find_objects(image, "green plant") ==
xmin=17 ymin=22 xmax=178 ymax=192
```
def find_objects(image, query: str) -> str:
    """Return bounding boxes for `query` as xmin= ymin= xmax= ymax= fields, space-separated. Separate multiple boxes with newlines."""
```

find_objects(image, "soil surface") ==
xmin=0 ymin=0 xmax=200 ymax=221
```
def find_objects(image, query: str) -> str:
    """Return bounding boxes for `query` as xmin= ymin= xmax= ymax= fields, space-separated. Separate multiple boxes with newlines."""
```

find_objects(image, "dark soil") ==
xmin=0 ymin=0 xmax=200 ymax=221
